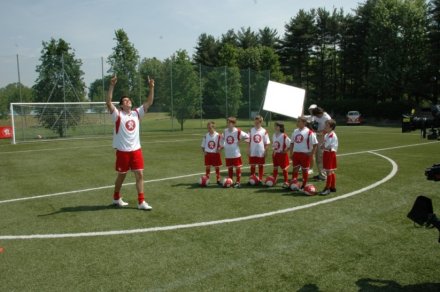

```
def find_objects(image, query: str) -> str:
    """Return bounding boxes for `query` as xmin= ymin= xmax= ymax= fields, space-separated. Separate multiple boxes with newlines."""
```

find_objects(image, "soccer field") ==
xmin=0 ymin=121 xmax=439 ymax=291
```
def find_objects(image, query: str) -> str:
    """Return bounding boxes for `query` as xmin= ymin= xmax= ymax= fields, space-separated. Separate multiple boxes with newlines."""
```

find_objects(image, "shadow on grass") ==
xmin=38 ymin=204 xmax=137 ymax=216
xmin=297 ymin=284 xmax=321 ymax=292
xmin=356 ymin=278 xmax=440 ymax=292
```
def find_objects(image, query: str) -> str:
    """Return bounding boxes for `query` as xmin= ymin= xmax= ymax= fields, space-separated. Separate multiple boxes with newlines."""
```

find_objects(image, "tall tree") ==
xmin=365 ymin=0 xmax=429 ymax=102
xmin=88 ymin=76 xmax=111 ymax=102
xmin=237 ymin=27 xmax=259 ymax=49
xmin=279 ymin=9 xmax=316 ymax=89
xmin=33 ymin=38 xmax=85 ymax=137
xmin=0 ymin=83 xmax=33 ymax=117
xmin=428 ymin=0 xmax=440 ymax=103
xmin=139 ymin=57 xmax=166 ymax=111
xmin=169 ymin=50 xmax=200 ymax=130
xmin=107 ymin=29 xmax=143 ymax=105
xmin=258 ymin=27 xmax=279 ymax=48
xmin=193 ymin=33 xmax=220 ymax=66
xmin=221 ymin=29 xmax=239 ymax=47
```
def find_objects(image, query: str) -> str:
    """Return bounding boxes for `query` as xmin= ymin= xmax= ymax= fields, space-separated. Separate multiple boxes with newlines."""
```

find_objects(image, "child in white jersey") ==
xmin=248 ymin=115 xmax=270 ymax=184
xmin=271 ymin=121 xmax=291 ymax=188
xmin=319 ymin=119 xmax=338 ymax=195
xmin=221 ymin=117 xmax=250 ymax=188
xmin=289 ymin=117 xmax=318 ymax=190
xmin=201 ymin=121 xmax=223 ymax=185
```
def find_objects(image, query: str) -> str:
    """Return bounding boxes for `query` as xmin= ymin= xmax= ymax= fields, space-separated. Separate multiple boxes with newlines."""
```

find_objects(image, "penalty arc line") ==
xmin=0 ymin=140 xmax=436 ymax=206
xmin=0 ymin=151 xmax=398 ymax=240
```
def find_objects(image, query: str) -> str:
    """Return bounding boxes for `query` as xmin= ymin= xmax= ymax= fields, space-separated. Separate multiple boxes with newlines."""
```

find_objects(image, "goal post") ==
xmin=10 ymin=102 xmax=118 ymax=144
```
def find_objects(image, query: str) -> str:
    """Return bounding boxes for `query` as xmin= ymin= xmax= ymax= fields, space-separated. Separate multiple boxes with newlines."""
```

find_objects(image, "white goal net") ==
xmin=10 ymin=102 xmax=118 ymax=144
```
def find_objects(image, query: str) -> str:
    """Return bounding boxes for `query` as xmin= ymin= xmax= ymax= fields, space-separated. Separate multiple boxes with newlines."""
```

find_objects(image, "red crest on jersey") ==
xmin=294 ymin=134 xmax=304 ymax=143
xmin=273 ymin=141 xmax=280 ymax=151
xmin=125 ymin=120 xmax=136 ymax=131
xmin=253 ymin=134 xmax=262 ymax=143
xmin=208 ymin=141 xmax=216 ymax=149
xmin=226 ymin=135 xmax=235 ymax=144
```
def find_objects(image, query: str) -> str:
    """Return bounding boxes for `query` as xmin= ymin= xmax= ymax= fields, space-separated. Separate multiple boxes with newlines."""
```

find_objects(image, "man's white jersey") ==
xmin=111 ymin=106 xmax=145 ymax=152
xmin=272 ymin=133 xmax=291 ymax=153
xmin=314 ymin=112 xmax=332 ymax=132
xmin=291 ymin=127 xmax=318 ymax=153
xmin=201 ymin=131 xmax=222 ymax=153
xmin=249 ymin=127 xmax=270 ymax=157
xmin=323 ymin=131 xmax=338 ymax=152
xmin=221 ymin=127 xmax=249 ymax=159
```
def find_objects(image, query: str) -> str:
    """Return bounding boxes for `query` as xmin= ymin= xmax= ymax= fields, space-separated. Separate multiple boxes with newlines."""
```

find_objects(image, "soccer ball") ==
xmin=303 ymin=184 xmax=317 ymax=196
xmin=199 ymin=175 xmax=209 ymax=187
xmin=265 ymin=176 xmax=276 ymax=187
xmin=249 ymin=174 xmax=260 ymax=186
xmin=222 ymin=177 xmax=233 ymax=188
xmin=290 ymin=181 xmax=300 ymax=191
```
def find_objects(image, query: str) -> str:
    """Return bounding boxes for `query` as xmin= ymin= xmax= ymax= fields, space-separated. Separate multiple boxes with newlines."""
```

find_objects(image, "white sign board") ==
xmin=262 ymin=81 xmax=306 ymax=118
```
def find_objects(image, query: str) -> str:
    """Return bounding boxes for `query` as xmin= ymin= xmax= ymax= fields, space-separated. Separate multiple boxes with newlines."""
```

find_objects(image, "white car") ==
xmin=346 ymin=111 xmax=363 ymax=125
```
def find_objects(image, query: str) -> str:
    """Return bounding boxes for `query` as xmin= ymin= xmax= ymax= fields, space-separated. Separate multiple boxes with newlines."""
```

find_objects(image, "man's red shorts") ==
xmin=273 ymin=152 xmax=290 ymax=169
xmin=249 ymin=156 xmax=265 ymax=165
xmin=225 ymin=157 xmax=243 ymax=167
xmin=323 ymin=150 xmax=337 ymax=171
xmin=292 ymin=152 xmax=312 ymax=170
xmin=205 ymin=153 xmax=222 ymax=167
xmin=115 ymin=149 xmax=144 ymax=173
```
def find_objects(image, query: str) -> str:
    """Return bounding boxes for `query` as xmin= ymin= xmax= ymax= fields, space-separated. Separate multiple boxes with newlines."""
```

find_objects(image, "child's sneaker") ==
xmin=319 ymin=189 xmax=331 ymax=196
xmin=113 ymin=198 xmax=128 ymax=207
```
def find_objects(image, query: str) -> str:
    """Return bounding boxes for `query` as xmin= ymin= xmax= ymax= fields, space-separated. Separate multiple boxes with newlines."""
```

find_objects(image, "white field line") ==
xmin=0 ymin=138 xmax=200 ymax=155
xmin=0 ymin=141 xmax=437 ymax=206
xmin=0 ymin=151 xmax=398 ymax=240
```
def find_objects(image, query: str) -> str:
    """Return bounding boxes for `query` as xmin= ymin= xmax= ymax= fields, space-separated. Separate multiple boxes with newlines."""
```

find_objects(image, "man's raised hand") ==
xmin=110 ymin=75 xmax=117 ymax=86
xmin=148 ymin=75 xmax=155 ymax=88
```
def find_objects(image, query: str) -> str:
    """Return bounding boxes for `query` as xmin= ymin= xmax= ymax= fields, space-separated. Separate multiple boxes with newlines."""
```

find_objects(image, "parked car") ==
xmin=346 ymin=111 xmax=363 ymax=125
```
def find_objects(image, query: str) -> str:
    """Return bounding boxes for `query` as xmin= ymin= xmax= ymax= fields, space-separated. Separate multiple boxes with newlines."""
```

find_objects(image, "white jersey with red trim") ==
xmin=249 ymin=127 xmax=270 ymax=157
xmin=201 ymin=131 xmax=222 ymax=153
xmin=111 ymin=106 xmax=145 ymax=151
xmin=291 ymin=127 xmax=318 ymax=153
xmin=221 ymin=127 xmax=249 ymax=159
xmin=272 ymin=133 xmax=291 ymax=154
xmin=323 ymin=131 xmax=338 ymax=152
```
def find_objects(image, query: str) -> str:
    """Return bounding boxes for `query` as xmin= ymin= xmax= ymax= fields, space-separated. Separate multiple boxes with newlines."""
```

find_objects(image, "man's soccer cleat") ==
xmin=113 ymin=198 xmax=128 ymax=207
xmin=319 ymin=189 xmax=331 ymax=196
xmin=138 ymin=201 xmax=153 ymax=210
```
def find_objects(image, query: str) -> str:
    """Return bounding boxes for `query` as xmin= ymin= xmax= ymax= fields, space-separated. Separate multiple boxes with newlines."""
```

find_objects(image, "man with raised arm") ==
xmin=106 ymin=75 xmax=154 ymax=210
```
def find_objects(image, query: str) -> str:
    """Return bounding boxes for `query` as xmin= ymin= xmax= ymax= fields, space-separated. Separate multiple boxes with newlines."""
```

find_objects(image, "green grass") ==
xmin=0 ymin=121 xmax=439 ymax=291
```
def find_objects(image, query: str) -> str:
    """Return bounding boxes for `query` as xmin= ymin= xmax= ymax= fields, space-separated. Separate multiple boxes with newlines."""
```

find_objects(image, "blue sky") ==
xmin=0 ymin=0 xmax=360 ymax=88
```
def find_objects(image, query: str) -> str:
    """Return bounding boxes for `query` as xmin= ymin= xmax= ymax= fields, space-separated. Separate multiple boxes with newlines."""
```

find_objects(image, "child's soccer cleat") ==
xmin=282 ymin=182 xmax=290 ymax=189
xmin=319 ymin=189 xmax=331 ymax=196
xmin=113 ymin=198 xmax=128 ymax=207
xmin=233 ymin=182 xmax=241 ymax=188
xmin=330 ymin=188 xmax=337 ymax=193
xmin=313 ymin=175 xmax=326 ymax=181
xmin=217 ymin=180 xmax=222 ymax=186
xmin=138 ymin=201 xmax=153 ymax=210
xmin=308 ymin=169 xmax=314 ymax=175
